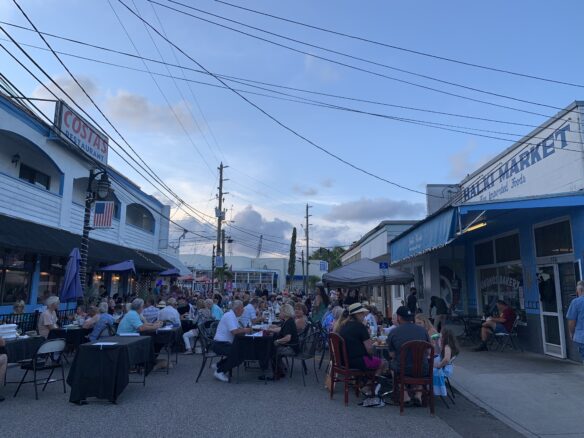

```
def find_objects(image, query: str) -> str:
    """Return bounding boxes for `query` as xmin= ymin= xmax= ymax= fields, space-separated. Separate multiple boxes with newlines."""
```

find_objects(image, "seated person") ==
xmin=474 ymin=300 xmax=516 ymax=351
xmin=239 ymin=298 xmax=263 ymax=327
xmin=415 ymin=313 xmax=440 ymax=354
xmin=268 ymin=304 xmax=300 ymax=379
xmin=212 ymin=300 xmax=252 ymax=382
xmin=0 ymin=336 xmax=6 ymax=401
xmin=73 ymin=305 xmax=87 ymax=325
xmin=117 ymin=298 xmax=163 ymax=334
xmin=82 ymin=306 xmax=100 ymax=329
xmin=294 ymin=303 xmax=309 ymax=333
xmin=433 ymin=329 xmax=459 ymax=397
xmin=12 ymin=300 xmax=25 ymax=315
xmin=38 ymin=296 xmax=60 ymax=338
xmin=142 ymin=297 xmax=160 ymax=323
xmin=387 ymin=306 xmax=430 ymax=407
xmin=211 ymin=295 xmax=224 ymax=321
xmin=158 ymin=298 xmax=181 ymax=327
xmin=339 ymin=303 xmax=384 ymax=376
xmin=88 ymin=302 xmax=115 ymax=342
xmin=112 ymin=304 xmax=124 ymax=323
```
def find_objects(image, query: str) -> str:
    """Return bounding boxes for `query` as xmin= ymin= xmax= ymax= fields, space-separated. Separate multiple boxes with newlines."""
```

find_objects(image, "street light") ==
xmin=79 ymin=169 xmax=112 ymax=293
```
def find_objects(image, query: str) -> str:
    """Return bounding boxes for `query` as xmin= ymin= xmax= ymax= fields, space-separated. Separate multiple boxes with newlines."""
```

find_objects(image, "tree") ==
xmin=287 ymin=227 xmax=297 ymax=287
xmin=310 ymin=246 xmax=346 ymax=271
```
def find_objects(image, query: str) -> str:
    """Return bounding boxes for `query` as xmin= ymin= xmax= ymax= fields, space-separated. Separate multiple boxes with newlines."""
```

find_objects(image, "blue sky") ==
xmin=2 ymin=0 xmax=584 ymax=256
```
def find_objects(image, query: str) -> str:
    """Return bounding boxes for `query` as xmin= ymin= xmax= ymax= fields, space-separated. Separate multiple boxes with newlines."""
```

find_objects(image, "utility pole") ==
xmin=301 ymin=250 xmax=305 ymax=293
xmin=256 ymin=235 xmax=263 ymax=258
xmin=215 ymin=162 xmax=228 ymax=294
xmin=304 ymin=204 xmax=312 ymax=295
xmin=210 ymin=244 xmax=215 ymax=298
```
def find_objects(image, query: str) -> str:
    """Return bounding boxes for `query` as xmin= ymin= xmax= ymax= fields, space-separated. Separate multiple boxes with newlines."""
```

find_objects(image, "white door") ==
xmin=537 ymin=265 xmax=567 ymax=358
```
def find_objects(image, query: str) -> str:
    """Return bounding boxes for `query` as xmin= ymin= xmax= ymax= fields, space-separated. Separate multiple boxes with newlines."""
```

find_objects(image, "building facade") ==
xmin=389 ymin=101 xmax=584 ymax=361
xmin=0 ymin=94 xmax=182 ymax=313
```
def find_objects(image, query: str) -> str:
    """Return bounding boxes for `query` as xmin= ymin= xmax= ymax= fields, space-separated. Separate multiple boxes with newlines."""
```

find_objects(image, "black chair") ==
xmin=96 ymin=324 xmax=116 ymax=340
xmin=293 ymin=328 xmax=320 ymax=386
xmin=493 ymin=316 xmax=522 ymax=352
xmin=14 ymin=339 xmax=66 ymax=400
xmin=195 ymin=322 xmax=221 ymax=383
xmin=3 ymin=312 xmax=39 ymax=334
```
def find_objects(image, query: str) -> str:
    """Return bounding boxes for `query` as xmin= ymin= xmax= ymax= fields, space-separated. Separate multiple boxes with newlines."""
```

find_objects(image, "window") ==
xmin=19 ymin=163 xmax=50 ymax=190
xmin=495 ymin=234 xmax=520 ymax=263
xmin=37 ymin=255 xmax=66 ymax=304
xmin=125 ymin=203 xmax=155 ymax=233
xmin=0 ymin=251 xmax=35 ymax=305
xmin=534 ymin=220 xmax=572 ymax=257
xmin=475 ymin=241 xmax=494 ymax=266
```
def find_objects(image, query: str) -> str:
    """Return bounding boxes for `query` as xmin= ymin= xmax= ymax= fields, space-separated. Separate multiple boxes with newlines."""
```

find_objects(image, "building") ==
xmin=0 ymin=93 xmax=185 ymax=313
xmin=339 ymin=220 xmax=417 ymax=315
xmin=389 ymin=101 xmax=584 ymax=361
xmin=180 ymin=254 xmax=328 ymax=292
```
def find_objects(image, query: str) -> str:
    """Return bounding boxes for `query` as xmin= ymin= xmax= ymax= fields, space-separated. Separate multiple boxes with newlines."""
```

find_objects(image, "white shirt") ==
xmin=214 ymin=310 xmax=239 ymax=343
xmin=158 ymin=306 xmax=181 ymax=327
xmin=239 ymin=303 xmax=257 ymax=327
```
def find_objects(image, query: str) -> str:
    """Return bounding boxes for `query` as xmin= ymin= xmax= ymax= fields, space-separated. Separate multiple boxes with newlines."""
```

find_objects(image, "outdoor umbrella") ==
xmin=159 ymin=267 xmax=181 ymax=277
xmin=60 ymin=247 xmax=83 ymax=305
xmin=322 ymin=258 xmax=414 ymax=288
xmin=99 ymin=260 xmax=136 ymax=274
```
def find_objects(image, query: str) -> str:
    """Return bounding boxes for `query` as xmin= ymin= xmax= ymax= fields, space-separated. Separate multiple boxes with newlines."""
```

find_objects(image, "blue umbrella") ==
xmin=60 ymin=248 xmax=83 ymax=303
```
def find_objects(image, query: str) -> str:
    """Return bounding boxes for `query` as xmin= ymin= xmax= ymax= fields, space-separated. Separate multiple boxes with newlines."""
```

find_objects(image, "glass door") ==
xmin=537 ymin=265 xmax=566 ymax=358
xmin=559 ymin=262 xmax=581 ymax=361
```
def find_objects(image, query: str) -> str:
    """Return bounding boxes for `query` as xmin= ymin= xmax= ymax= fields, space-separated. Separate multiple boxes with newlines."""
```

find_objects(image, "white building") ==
xmin=180 ymin=254 xmax=328 ymax=292
xmin=0 ymin=93 xmax=184 ymax=313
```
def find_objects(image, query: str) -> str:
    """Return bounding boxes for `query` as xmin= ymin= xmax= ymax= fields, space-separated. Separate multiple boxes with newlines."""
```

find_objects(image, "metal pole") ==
xmin=210 ymin=245 xmax=215 ymax=297
xmin=79 ymin=169 xmax=95 ymax=294
xmin=304 ymin=204 xmax=311 ymax=295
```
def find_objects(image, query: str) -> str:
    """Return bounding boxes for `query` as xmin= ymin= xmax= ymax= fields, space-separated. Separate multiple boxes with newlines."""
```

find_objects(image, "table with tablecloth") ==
xmin=231 ymin=334 xmax=274 ymax=381
xmin=1 ymin=336 xmax=45 ymax=363
xmin=66 ymin=336 xmax=155 ymax=404
xmin=48 ymin=327 xmax=92 ymax=351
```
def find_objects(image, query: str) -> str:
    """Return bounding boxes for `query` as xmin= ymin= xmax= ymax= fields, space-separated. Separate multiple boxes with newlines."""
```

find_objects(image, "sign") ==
xmin=215 ymin=256 xmax=224 ymax=268
xmin=461 ymin=107 xmax=584 ymax=203
xmin=379 ymin=262 xmax=389 ymax=270
xmin=54 ymin=100 xmax=109 ymax=165
xmin=93 ymin=201 xmax=114 ymax=228
xmin=319 ymin=261 xmax=329 ymax=272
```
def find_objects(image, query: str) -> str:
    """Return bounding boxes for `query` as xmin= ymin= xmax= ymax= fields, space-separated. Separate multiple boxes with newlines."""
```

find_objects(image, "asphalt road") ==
xmin=0 ymin=352 xmax=522 ymax=438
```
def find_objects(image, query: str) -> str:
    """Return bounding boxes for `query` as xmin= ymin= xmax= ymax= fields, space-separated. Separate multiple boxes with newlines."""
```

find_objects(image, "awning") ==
xmin=0 ymin=214 xmax=172 ymax=271
xmin=159 ymin=267 xmax=180 ymax=277
xmin=390 ymin=208 xmax=457 ymax=264
xmin=159 ymin=253 xmax=191 ymax=276
xmin=322 ymin=258 xmax=413 ymax=287
xmin=459 ymin=192 xmax=584 ymax=215
xmin=99 ymin=260 xmax=136 ymax=274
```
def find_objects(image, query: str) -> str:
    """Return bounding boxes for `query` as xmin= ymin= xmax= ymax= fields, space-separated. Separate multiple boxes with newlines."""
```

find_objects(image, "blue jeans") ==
xmin=494 ymin=323 xmax=508 ymax=334
xmin=575 ymin=342 xmax=584 ymax=361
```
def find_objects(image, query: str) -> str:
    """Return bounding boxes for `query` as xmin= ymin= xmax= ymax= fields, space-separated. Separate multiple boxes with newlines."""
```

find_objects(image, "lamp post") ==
xmin=79 ymin=168 xmax=112 ymax=293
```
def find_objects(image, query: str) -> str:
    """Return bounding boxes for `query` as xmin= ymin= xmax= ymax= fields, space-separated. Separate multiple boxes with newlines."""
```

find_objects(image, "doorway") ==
xmin=537 ymin=265 xmax=566 ymax=358
xmin=558 ymin=262 xmax=581 ymax=362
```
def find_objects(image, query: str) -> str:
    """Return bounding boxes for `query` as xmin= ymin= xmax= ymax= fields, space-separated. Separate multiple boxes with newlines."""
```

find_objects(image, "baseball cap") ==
xmin=396 ymin=306 xmax=413 ymax=321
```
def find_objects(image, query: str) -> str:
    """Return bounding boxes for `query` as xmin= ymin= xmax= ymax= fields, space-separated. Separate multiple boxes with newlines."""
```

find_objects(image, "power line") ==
xmin=151 ymin=0 xmax=563 ymax=117
xmin=118 ymin=0 xmax=441 ymax=199
xmin=215 ymin=0 xmax=584 ymax=90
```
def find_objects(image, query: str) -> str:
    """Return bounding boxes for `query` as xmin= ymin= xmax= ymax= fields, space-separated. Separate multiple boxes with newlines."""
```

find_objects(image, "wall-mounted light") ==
xmin=463 ymin=222 xmax=487 ymax=234
xmin=11 ymin=154 xmax=20 ymax=167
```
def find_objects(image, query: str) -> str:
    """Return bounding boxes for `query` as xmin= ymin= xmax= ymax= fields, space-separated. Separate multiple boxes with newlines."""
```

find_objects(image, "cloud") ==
xmin=448 ymin=141 xmax=491 ymax=180
xmin=293 ymin=185 xmax=318 ymax=196
xmin=321 ymin=178 xmax=334 ymax=188
xmin=32 ymin=75 xmax=98 ymax=115
xmin=104 ymin=90 xmax=198 ymax=133
xmin=304 ymin=54 xmax=340 ymax=82
xmin=324 ymin=197 xmax=425 ymax=223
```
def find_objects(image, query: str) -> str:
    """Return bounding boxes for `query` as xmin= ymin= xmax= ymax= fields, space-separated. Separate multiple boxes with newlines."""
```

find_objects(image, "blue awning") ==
xmin=390 ymin=208 xmax=457 ymax=264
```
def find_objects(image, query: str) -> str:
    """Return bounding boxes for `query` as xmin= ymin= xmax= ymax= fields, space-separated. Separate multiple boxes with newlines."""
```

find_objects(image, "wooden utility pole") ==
xmin=304 ymin=204 xmax=312 ymax=294
xmin=210 ymin=244 xmax=215 ymax=297
xmin=216 ymin=163 xmax=228 ymax=294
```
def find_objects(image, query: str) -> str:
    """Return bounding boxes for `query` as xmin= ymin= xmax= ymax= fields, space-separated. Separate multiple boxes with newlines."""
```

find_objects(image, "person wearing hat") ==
xmin=338 ymin=303 xmax=383 ymax=375
xmin=158 ymin=298 xmax=181 ymax=327
xmin=387 ymin=306 xmax=430 ymax=407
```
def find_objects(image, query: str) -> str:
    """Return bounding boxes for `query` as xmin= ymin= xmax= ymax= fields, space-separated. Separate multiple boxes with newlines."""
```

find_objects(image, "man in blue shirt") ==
xmin=89 ymin=302 xmax=115 ymax=342
xmin=567 ymin=280 xmax=584 ymax=362
xmin=117 ymin=298 xmax=162 ymax=335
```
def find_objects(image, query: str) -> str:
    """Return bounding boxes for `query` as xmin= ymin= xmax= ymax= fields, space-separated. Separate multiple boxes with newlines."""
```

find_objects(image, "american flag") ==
xmin=93 ymin=201 xmax=114 ymax=228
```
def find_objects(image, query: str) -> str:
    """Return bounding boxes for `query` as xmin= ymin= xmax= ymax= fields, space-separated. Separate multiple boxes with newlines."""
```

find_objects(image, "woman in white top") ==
xmin=38 ymin=296 xmax=59 ymax=338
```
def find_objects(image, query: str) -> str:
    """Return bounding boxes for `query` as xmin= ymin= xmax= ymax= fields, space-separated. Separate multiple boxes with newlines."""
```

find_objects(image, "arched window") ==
xmin=126 ymin=203 xmax=155 ymax=233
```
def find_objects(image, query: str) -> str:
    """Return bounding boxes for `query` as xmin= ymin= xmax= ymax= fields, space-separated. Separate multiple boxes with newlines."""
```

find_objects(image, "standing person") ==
xmin=406 ymin=287 xmax=418 ymax=315
xmin=311 ymin=286 xmax=330 ymax=324
xmin=567 ymin=280 xmax=584 ymax=362
xmin=0 ymin=336 xmax=7 ymax=401
xmin=429 ymin=295 xmax=449 ymax=332
xmin=212 ymin=301 xmax=252 ymax=382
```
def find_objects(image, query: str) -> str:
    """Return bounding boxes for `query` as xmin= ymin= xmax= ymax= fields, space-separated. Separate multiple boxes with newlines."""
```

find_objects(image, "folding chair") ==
xmin=14 ymin=339 xmax=66 ymax=400
xmin=494 ymin=316 xmax=522 ymax=352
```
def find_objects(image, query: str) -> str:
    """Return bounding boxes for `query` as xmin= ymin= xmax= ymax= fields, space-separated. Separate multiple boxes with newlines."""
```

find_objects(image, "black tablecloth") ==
xmin=232 ymin=334 xmax=274 ymax=371
xmin=1 ymin=336 xmax=45 ymax=362
xmin=67 ymin=336 xmax=155 ymax=403
xmin=141 ymin=327 xmax=181 ymax=352
xmin=48 ymin=328 xmax=92 ymax=349
xmin=181 ymin=319 xmax=196 ymax=333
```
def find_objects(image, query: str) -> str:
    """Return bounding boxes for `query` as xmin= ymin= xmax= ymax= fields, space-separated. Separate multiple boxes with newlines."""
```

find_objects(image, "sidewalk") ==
xmin=451 ymin=346 xmax=584 ymax=438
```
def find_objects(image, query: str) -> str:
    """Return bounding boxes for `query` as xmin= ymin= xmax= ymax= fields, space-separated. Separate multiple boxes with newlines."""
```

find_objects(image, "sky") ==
xmin=1 ymin=0 xmax=584 ymax=257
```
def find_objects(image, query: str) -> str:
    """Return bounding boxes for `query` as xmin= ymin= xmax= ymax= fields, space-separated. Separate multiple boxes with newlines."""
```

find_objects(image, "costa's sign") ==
xmin=54 ymin=100 xmax=108 ymax=165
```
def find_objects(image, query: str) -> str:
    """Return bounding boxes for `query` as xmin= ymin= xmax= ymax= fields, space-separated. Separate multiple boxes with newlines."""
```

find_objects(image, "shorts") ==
xmin=494 ymin=323 xmax=508 ymax=334
xmin=575 ymin=342 xmax=584 ymax=361
xmin=363 ymin=356 xmax=382 ymax=370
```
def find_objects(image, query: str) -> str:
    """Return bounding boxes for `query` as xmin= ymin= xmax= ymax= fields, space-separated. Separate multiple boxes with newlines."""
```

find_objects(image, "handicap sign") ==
xmin=379 ymin=262 xmax=389 ymax=270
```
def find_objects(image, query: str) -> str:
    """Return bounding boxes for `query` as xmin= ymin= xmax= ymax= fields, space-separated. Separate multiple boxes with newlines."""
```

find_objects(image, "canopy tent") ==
xmin=98 ymin=260 xmax=136 ymax=274
xmin=159 ymin=267 xmax=181 ymax=277
xmin=322 ymin=258 xmax=413 ymax=288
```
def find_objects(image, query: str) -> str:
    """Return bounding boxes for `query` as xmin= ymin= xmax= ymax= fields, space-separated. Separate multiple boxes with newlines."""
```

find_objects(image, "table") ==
xmin=232 ymin=334 xmax=274 ymax=382
xmin=66 ymin=336 xmax=155 ymax=404
xmin=141 ymin=327 xmax=181 ymax=371
xmin=48 ymin=327 xmax=92 ymax=351
xmin=1 ymin=336 xmax=45 ymax=363
xmin=372 ymin=344 xmax=389 ymax=359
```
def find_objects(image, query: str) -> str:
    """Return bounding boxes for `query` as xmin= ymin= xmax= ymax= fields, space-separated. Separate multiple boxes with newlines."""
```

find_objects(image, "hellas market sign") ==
xmin=54 ymin=101 xmax=108 ymax=165
xmin=461 ymin=106 xmax=584 ymax=203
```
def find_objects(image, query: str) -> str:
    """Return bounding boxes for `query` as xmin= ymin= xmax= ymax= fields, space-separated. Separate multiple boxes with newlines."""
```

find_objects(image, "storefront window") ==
xmin=37 ymin=255 xmax=66 ymax=304
xmin=495 ymin=234 xmax=520 ymax=263
xmin=475 ymin=241 xmax=494 ymax=266
xmin=0 ymin=251 xmax=34 ymax=305
xmin=534 ymin=220 xmax=572 ymax=257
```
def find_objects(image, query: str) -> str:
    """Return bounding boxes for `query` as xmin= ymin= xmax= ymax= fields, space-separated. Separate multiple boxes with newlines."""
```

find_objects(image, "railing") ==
xmin=0 ymin=172 xmax=61 ymax=227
